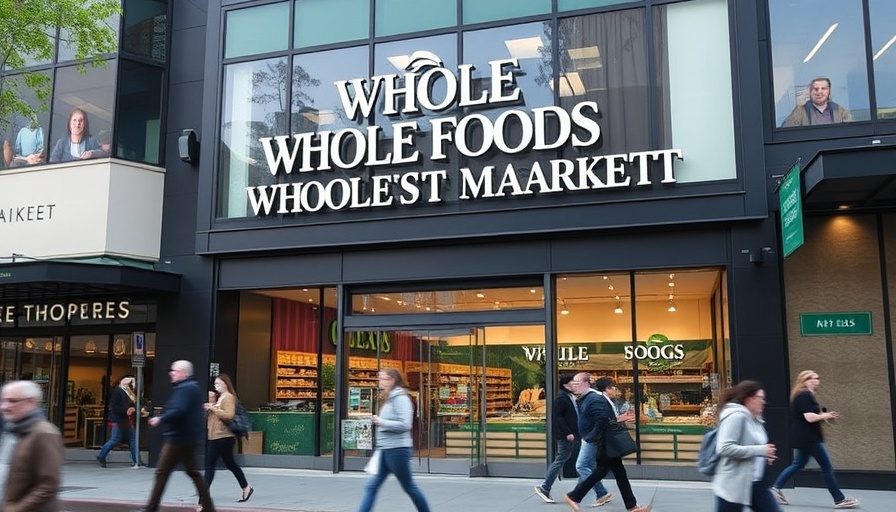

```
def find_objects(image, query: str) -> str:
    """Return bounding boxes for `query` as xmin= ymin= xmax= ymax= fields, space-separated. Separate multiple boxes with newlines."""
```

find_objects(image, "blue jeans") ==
xmin=773 ymin=442 xmax=845 ymax=502
xmin=358 ymin=446 xmax=431 ymax=512
xmin=575 ymin=440 xmax=609 ymax=500
xmin=541 ymin=437 xmax=574 ymax=492
xmin=716 ymin=481 xmax=782 ymax=512
xmin=98 ymin=422 xmax=139 ymax=464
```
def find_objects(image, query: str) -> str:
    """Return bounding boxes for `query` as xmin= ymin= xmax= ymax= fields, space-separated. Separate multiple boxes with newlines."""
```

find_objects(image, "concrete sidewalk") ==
xmin=60 ymin=462 xmax=893 ymax=512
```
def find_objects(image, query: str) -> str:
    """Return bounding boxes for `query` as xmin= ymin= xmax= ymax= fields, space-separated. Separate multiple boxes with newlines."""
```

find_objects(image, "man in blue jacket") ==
xmin=133 ymin=360 xmax=216 ymax=512
xmin=572 ymin=372 xmax=614 ymax=507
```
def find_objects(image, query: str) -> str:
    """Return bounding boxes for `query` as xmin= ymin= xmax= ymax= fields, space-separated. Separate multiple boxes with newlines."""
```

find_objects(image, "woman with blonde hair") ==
xmin=357 ymin=367 xmax=430 ymax=512
xmin=96 ymin=375 xmax=142 ymax=468
xmin=204 ymin=373 xmax=253 ymax=503
xmin=770 ymin=371 xmax=858 ymax=509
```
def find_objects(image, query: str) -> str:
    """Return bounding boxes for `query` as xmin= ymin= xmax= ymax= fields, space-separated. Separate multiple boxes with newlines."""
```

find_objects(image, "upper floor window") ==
xmin=870 ymin=0 xmax=896 ymax=119
xmin=769 ymin=0 xmax=872 ymax=127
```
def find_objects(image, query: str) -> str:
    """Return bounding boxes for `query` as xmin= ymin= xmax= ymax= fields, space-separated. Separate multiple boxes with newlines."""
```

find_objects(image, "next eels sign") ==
xmin=250 ymin=51 xmax=683 ymax=216
xmin=799 ymin=312 xmax=872 ymax=336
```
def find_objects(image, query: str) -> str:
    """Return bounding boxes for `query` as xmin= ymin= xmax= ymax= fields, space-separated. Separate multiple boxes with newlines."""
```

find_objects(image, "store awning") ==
xmin=0 ymin=260 xmax=180 ymax=302
xmin=802 ymin=143 xmax=896 ymax=210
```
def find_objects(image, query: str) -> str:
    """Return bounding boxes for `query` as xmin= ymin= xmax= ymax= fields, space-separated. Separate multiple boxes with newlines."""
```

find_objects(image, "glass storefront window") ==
xmin=376 ymin=0 xmax=456 ymax=37
xmin=294 ymin=0 xmax=368 ymax=49
xmin=870 ymin=0 xmax=896 ymax=119
xmin=218 ymin=57 xmax=288 ymax=218
xmin=122 ymin=0 xmax=168 ymax=62
xmin=654 ymin=0 xmax=735 ymax=182
xmin=50 ymin=62 xmax=117 ymax=164
xmin=58 ymin=12 xmax=120 ymax=63
xmin=352 ymin=286 xmax=544 ymax=314
xmin=769 ymin=0 xmax=870 ymax=126
xmin=463 ymin=0 xmax=551 ymax=25
xmin=558 ymin=9 xmax=649 ymax=157
xmin=115 ymin=61 xmax=164 ymax=164
xmin=559 ymin=0 xmax=639 ymax=11
xmin=225 ymin=2 xmax=290 ymax=59
xmin=1 ymin=71 xmax=52 ymax=170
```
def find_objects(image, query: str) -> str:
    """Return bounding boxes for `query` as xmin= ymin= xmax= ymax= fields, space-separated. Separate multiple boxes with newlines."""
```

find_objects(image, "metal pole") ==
xmin=135 ymin=366 xmax=143 ymax=465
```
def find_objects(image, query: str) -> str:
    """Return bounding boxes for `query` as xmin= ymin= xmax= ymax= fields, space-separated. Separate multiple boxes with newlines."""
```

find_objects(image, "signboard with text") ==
xmin=799 ymin=312 xmax=872 ymax=336
xmin=779 ymin=161 xmax=804 ymax=258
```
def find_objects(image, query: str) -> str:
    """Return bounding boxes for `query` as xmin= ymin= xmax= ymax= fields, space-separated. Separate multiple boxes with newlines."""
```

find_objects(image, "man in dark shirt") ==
xmin=132 ymin=360 xmax=216 ymax=512
xmin=534 ymin=374 xmax=579 ymax=503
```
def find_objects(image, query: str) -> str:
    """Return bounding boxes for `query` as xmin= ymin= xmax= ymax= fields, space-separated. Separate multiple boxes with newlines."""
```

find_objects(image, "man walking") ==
xmin=0 ymin=380 xmax=64 ymax=512
xmin=572 ymin=372 xmax=614 ymax=507
xmin=133 ymin=360 xmax=216 ymax=512
xmin=534 ymin=374 xmax=579 ymax=503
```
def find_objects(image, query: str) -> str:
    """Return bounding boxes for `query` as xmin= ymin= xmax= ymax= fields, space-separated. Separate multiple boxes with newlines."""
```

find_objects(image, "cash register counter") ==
xmin=247 ymin=411 xmax=334 ymax=455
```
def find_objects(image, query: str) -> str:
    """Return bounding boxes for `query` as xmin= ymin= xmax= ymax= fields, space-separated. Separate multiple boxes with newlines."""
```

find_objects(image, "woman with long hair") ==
xmin=770 ymin=371 xmax=859 ymax=509
xmin=96 ymin=375 xmax=142 ymax=468
xmin=204 ymin=373 xmax=253 ymax=503
xmin=712 ymin=380 xmax=780 ymax=512
xmin=357 ymin=368 xmax=430 ymax=512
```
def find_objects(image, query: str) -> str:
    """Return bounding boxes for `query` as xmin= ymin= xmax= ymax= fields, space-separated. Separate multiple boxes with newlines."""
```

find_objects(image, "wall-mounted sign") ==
xmin=132 ymin=331 xmax=146 ymax=368
xmin=779 ymin=160 xmax=804 ymax=258
xmin=799 ymin=312 xmax=872 ymax=336
xmin=251 ymin=52 xmax=683 ymax=216
xmin=0 ymin=300 xmax=130 ymax=324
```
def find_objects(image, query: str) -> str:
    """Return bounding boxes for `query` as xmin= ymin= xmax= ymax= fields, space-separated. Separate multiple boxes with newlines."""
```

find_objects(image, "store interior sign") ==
xmin=251 ymin=52 xmax=684 ymax=216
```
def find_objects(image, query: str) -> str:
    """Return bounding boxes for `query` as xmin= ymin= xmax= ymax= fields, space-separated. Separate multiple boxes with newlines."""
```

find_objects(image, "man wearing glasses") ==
xmin=571 ymin=372 xmax=614 ymax=507
xmin=133 ymin=360 xmax=216 ymax=512
xmin=0 ymin=380 xmax=64 ymax=512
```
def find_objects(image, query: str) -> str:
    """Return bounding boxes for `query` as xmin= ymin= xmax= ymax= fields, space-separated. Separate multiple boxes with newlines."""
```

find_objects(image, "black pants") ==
xmin=567 ymin=456 xmax=637 ymax=510
xmin=205 ymin=436 xmax=248 ymax=489
xmin=145 ymin=442 xmax=215 ymax=512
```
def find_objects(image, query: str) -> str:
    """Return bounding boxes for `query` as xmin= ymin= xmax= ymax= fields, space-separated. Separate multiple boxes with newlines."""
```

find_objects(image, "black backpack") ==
xmin=227 ymin=401 xmax=251 ymax=438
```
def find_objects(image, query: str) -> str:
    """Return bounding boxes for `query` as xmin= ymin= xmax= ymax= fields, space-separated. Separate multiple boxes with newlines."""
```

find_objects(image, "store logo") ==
xmin=0 ymin=300 xmax=130 ymax=325
xmin=623 ymin=333 xmax=684 ymax=372
xmin=250 ymin=52 xmax=683 ymax=216
xmin=327 ymin=320 xmax=392 ymax=353
xmin=522 ymin=345 xmax=589 ymax=363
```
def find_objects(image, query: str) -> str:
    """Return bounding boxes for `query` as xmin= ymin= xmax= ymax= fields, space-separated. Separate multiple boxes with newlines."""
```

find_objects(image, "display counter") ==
xmin=445 ymin=422 xmax=546 ymax=459
xmin=638 ymin=422 xmax=709 ymax=463
xmin=247 ymin=411 xmax=334 ymax=455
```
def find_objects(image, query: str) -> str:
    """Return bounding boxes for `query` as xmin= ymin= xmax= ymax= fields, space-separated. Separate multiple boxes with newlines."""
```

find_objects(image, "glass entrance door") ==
xmin=0 ymin=336 xmax=64 ymax=424
xmin=343 ymin=324 xmax=543 ymax=476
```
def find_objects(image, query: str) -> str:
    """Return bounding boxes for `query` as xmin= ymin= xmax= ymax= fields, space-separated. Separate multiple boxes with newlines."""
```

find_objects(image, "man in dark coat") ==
xmin=133 ymin=360 xmax=216 ymax=512
xmin=534 ymin=374 xmax=579 ymax=503
xmin=572 ymin=372 xmax=613 ymax=507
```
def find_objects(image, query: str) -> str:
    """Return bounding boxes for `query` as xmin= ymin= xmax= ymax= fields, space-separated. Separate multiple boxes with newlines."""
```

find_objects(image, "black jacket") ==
xmin=552 ymin=391 xmax=578 ymax=440
xmin=158 ymin=377 xmax=205 ymax=444
xmin=578 ymin=390 xmax=615 ymax=444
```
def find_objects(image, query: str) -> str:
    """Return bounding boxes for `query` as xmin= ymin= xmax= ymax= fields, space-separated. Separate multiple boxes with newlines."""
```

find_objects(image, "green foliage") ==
xmin=0 ymin=0 xmax=121 ymax=129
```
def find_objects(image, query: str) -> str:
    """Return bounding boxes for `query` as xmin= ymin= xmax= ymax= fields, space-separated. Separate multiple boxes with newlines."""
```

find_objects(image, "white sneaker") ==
xmin=592 ymin=493 xmax=614 ymax=507
xmin=834 ymin=497 xmax=859 ymax=509
xmin=770 ymin=487 xmax=788 ymax=505
xmin=534 ymin=485 xmax=555 ymax=503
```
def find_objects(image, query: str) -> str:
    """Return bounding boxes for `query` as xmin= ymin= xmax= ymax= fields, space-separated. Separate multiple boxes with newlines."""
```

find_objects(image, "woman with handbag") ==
xmin=204 ymin=374 xmax=253 ymax=503
xmin=96 ymin=375 xmax=143 ymax=468
xmin=770 ymin=371 xmax=859 ymax=509
xmin=712 ymin=380 xmax=780 ymax=512
xmin=564 ymin=377 xmax=649 ymax=512
xmin=357 ymin=368 xmax=431 ymax=512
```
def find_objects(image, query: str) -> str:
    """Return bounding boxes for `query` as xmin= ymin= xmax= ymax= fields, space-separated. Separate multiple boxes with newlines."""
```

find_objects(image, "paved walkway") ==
xmin=59 ymin=462 xmax=893 ymax=512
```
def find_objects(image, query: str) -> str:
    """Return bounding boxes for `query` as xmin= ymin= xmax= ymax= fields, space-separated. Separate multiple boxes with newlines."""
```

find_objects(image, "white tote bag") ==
xmin=364 ymin=449 xmax=381 ymax=475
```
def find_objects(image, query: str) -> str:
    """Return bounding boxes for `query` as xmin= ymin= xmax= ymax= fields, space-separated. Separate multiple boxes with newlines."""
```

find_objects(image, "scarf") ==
xmin=0 ymin=408 xmax=46 ymax=507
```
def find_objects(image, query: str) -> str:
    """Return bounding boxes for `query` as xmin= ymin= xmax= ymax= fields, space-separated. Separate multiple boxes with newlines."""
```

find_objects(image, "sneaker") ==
xmin=592 ymin=493 xmax=614 ymax=507
xmin=834 ymin=497 xmax=860 ymax=509
xmin=627 ymin=506 xmax=652 ymax=512
xmin=96 ymin=455 xmax=107 ymax=468
xmin=771 ymin=487 xmax=789 ymax=505
xmin=534 ymin=485 xmax=555 ymax=503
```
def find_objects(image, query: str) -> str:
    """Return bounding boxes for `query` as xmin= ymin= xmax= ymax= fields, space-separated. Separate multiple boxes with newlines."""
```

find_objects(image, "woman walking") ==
xmin=358 ymin=368 xmax=431 ymax=512
xmin=205 ymin=374 xmax=253 ymax=503
xmin=97 ymin=375 xmax=142 ymax=468
xmin=712 ymin=380 xmax=780 ymax=512
xmin=770 ymin=371 xmax=859 ymax=509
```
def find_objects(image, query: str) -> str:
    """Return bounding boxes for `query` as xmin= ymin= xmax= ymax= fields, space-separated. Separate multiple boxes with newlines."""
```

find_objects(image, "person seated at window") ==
xmin=782 ymin=77 xmax=853 ymax=127
xmin=49 ymin=108 xmax=110 ymax=162
xmin=6 ymin=122 xmax=46 ymax=167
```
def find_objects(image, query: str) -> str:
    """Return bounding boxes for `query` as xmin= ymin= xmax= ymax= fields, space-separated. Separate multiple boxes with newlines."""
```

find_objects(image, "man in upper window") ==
xmin=782 ymin=77 xmax=853 ymax=127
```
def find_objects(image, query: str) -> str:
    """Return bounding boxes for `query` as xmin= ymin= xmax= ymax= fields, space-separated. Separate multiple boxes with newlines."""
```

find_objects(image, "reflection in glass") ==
xmin=292 ymin=47 xmax=366 ymax=136
xmin=49 ymin=62 xmax=117 ymax=163
xmin=294 ymin=0 xmax=368 ymax=49
xmin=769 ymin=0 xmax=869 ymax=126
xmin=870 ymin=0 xmax=896 ymax=119
xmin=225 ymin=2 xmax=289 ymax=59
xmin=376 ymin=0 xmax=456 ymax=37
xmin=58 ymin=12 xmax=120 ymax=62
xmin=655 ymin=0 xmax=734 ymax=182
xmin=558 ymin=9 xmax=649 ymax=158
xmin=1 ymin=71 xmax=51 ymax=170
xmin=116 ymin=61 xmax=164 ymax=164
xmin=123 ymin=0 xmax=168 ymax=62
xmin=218 ymin=57 xmax=288 ymax=218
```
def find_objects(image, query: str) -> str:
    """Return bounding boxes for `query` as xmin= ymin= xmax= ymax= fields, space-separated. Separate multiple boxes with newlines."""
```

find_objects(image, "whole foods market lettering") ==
xmin=251 ymin=52 xmax=683 ymax=216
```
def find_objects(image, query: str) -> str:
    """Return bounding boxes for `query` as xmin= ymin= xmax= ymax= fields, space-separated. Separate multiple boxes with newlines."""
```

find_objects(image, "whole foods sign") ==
xmin=252 ymin=52 xmax=683 ymax=216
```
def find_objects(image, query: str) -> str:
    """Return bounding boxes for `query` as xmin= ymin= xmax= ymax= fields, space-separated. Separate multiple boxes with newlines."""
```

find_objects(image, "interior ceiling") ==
xmin=251 ymin=269 xmax=721 ymax=314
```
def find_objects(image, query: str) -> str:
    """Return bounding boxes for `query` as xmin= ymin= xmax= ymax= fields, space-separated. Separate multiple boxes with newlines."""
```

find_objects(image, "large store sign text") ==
xmin=251 ymin=52 xmax=683 ymax=216
xmin=0 ymin=300 xmax=130 ymax=324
